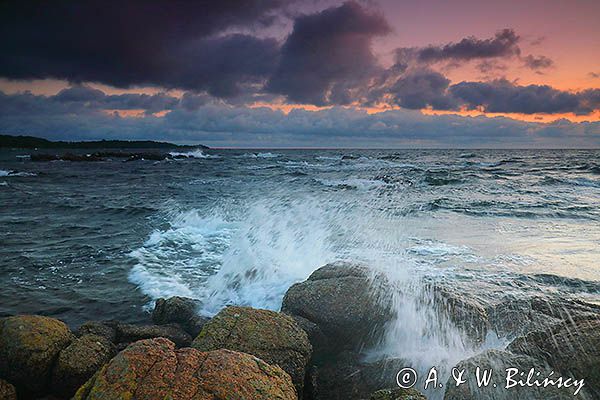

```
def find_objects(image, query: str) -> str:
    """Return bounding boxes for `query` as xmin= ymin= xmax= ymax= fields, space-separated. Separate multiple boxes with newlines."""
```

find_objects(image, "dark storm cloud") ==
xmin=0 ymin=0 xmax=284 ymax=95
xmin=388 ymin=70 xmax=456 ymax=110
xmin=53 ymin=86 xmax=180 ymax=113
xmin=395 ymin=29 xmax=554 ymax=73
xmin=402 ymin=29 xmax=521 ymax=64
xmin=267 ymin=1 xmax=390 ymax=105
xmin=449 ymin=80 xmax=600 ymax=114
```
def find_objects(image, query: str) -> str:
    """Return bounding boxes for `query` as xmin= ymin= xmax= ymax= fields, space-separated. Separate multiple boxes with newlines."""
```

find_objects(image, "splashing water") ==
xmin=129 ymin=186 xmax=493 ymax=400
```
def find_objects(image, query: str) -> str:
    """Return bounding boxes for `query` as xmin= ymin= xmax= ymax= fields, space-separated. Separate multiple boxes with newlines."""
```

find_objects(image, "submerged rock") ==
xmin=370 ymin=388 xmax=427 ymax=400
xmin=152 ymin=296 xmax=208 ymax=337
xmin=74 ymin=338 xmax=297 ymax=400
xmin=0 ymin=315 xmax=73 ymax=397
xmin=192 ymin=306 xmax=311 ymax=396
xmin=51 ymin=334 xmax=116 ymax=398
xmin=281 ymin=261 xmax=393 ymax=355
xmin=0 ymin=379 xmax=17 ymax=400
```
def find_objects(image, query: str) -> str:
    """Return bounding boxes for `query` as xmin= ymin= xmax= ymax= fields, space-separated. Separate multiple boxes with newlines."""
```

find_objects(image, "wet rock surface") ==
xmin=73 ymin=338 xmax=297 ymax=400
xmin=152 ymin=296 xmax=208 ymax=337
xmin=192 ymin=305 xmax=312 ymax=396
xmin=282 ymin=261 xmax=394 ymax=354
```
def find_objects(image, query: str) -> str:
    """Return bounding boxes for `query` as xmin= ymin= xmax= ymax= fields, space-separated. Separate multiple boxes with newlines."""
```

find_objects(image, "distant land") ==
xmin=0 ymin=134 xmax=209 ymax=149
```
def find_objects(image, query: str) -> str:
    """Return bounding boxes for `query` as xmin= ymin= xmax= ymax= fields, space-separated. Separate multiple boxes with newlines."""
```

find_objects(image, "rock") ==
xmin=508 ymin=316 xmax=600 ymax=398
xmin=115 ymin=322 xmax=193 ymax=347
xmin=74 ymin=338 xmax=297 ymax=400
xmin=486 ymin=296 xmax=599 ymax=340
xmin=152 ymin=296 xmax=208 ymax=337
xmin=281 ymin=261 xmax=393 ymax=353
xmin=0 ymin=315 xmax=73 ymax=397
xmin=75 ymin=321 xmax=117 ymax=342
xmin=51 ymin=334 xmax=116 ymax=398
xmin=192 ymin=306 xmax=311 ymax=396
xmin=289 ymin=315 xmax=330 ymax=360
xmin=444 ymin=349 xmax=582 ymax=400
xmin=309 ymin=351 xmax=408 ymax=400
xmin=0 ymin=379 xmax=17 ymax=400
xmin=431 ymin=284 xmax=490 ymax=345
xmin=370 ymin=388 xmax=427 ymax=400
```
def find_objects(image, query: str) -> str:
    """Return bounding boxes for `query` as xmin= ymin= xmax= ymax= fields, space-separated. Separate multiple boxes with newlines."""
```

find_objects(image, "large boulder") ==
xmin=0 ymin=379 xmax=17 ymax=400
xmin=508 ymin=316 xmax=600 ymax=398
xmin=0 ymin=315 xmax=73 ymax=397
xmin=281 ymin=261 xmax=393 ymax=354
xmin=74 ymin=338 xmax=297 ymax=400
xmin=192 ymin=306 xmax=311 ymax=396
xmin=152 ymin=296 xmax=209 ymax=337
xmin=51 ymin=334 xmax=116 ymax=398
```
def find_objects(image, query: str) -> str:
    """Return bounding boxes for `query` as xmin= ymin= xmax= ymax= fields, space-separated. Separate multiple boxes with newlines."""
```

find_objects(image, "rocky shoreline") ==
xmin=0 ymin=262 xmax=598 ymax=399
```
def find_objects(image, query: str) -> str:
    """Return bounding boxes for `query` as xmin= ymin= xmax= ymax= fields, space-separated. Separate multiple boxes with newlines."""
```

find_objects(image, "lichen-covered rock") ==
xmin=75 ymin=321 xmax=117 ymax=342
xmin=115 ymin=322 xmax=193 ymax=347
xmin=152 ymin=296 xmax=208 ymax=337
xmin=0 ymin=315 xmax=73 ymax=397
xmin=370 ymin=388 xmax=427 ymax=400
xmin=73 ymin=338 xmax=297 ymax=400
xmin=281 ymin=261 xmax=393 ymax=353
xmin=192 ymin=306 xmax=311 ymax=396
xmin=508 ymin=316 xmax=600 ymax=398
xmin=51 ymin=334 xmax=116 ymax=397
xmin=0 ymin=379 xmax=17 ymax=400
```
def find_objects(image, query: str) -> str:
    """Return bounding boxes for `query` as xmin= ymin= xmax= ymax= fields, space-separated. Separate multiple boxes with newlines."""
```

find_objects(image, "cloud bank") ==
xmin=0 ymin=89 xmax=598 ymax=148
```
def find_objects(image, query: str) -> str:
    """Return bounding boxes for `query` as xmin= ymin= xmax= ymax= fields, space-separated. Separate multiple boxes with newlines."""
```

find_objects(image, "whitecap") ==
xmin=169 ymin=149 xmax=219 ymax=159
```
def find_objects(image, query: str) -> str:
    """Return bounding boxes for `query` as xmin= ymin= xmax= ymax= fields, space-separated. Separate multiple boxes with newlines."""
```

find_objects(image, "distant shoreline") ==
xmin=0 ymin=134 xmax=209 ymax=150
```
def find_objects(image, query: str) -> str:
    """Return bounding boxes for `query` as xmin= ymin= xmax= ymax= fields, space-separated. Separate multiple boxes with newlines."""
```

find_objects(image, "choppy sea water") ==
xmin=1 ymin=148 xmax=599 ymax=397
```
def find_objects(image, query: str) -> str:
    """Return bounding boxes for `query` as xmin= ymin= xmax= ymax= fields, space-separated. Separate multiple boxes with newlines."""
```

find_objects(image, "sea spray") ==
xmin=129 ymin=185 xmax=502 ymax=399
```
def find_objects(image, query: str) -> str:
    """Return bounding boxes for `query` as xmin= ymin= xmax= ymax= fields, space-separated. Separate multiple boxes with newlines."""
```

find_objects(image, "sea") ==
xmin=1 ymin=148 xmax=599 ymax=397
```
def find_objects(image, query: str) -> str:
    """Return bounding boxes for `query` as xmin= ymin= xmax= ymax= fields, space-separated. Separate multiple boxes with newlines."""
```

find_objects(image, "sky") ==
xmin=0 ymin=0 xmax=599 ymax=148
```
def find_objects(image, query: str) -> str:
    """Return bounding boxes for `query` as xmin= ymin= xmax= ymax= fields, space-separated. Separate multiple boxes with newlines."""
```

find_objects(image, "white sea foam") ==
xmin=0 ymin=169 xmax=36 ymax=177
xmin=169 ymin=149 xmax=219 ymax=159
xmin=236 ymin=152 xmax=281 ymax=158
